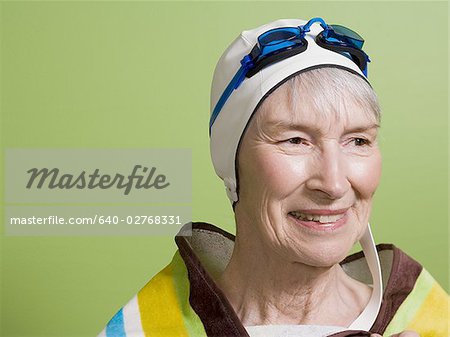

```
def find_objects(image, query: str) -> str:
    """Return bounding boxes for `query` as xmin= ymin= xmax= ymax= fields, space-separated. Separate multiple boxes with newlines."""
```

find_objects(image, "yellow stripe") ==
xmin=137 ymin=263 xmax=189 ymax=337
xmin=406 ymin=282 xmax=450 ymax=337
xmin=384 ymin=269 xmax=435 ymax=336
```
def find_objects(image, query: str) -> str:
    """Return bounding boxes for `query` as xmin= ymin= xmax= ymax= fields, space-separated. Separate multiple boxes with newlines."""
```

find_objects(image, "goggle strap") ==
xmin=249 ymin=44 xmax=262 ymax=61
xmin=209 ymin=62 xmax=251 ymax=134
xmin=302 ymin=17 xmax=328 ymax=33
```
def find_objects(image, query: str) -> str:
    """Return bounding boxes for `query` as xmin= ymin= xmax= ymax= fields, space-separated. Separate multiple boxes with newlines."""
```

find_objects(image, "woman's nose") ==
xmin=305 ymin=146 xmax=350 ymax=200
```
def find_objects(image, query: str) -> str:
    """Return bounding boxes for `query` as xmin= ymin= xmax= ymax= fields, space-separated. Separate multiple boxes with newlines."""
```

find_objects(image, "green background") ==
xmin=0 ymin=1 xmax=448 ymax=336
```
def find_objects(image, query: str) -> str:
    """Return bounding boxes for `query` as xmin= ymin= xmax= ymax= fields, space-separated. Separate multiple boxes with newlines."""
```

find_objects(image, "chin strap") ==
xmin=347 ymin=223 xmax=383 ymax=330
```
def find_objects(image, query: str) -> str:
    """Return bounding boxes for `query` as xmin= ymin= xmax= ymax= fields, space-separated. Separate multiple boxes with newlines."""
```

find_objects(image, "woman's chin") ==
xmin=289 ymin=241 xmax=354 ymax=268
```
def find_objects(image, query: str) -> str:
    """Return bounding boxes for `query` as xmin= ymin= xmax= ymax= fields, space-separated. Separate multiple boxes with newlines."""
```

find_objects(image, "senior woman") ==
xmin=98 ymin=18 xmax=448 ymax=337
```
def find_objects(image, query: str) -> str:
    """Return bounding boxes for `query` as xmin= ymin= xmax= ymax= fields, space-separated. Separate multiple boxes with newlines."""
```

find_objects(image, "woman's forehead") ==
xmin=252 ymin=76 xmax=379 ymax=133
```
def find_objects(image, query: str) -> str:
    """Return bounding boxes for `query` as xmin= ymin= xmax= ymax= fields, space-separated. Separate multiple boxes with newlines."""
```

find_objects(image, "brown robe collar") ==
xmin=175 ymin=222 xmax=422 ymax=336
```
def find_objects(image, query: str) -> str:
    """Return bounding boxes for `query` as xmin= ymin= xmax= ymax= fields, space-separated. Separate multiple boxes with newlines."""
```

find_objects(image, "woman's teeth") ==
xmin=289 ymin=211 xmax=345 ymax=223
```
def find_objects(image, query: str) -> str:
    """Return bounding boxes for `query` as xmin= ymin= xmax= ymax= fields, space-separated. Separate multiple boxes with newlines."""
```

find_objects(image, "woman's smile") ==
xmin=288 ymin=209 xmax=349 ymax=232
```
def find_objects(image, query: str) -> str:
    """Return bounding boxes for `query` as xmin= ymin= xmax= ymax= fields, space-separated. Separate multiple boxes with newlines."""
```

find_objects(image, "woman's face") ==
xmin=235 ymin=82 xmax=382 ymax=267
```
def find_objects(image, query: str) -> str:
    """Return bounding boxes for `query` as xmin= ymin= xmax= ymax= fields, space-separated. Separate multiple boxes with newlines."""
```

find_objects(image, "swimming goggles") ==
xmin=209 ymin=17 xmax=370 ymax=133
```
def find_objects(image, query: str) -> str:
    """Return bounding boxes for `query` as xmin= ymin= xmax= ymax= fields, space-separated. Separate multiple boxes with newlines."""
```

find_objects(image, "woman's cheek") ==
xmin=260 ymin=152 xmax=310 ymax=195
xmin=350 ymin=151 xmax=382 ymax=196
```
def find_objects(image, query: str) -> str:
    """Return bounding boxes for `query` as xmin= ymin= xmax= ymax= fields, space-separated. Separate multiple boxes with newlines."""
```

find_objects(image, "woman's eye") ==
xmin=353 ymin=138 xmax=371 ymax=146
xmin=287 ymin=137 xmax=306 ymax=145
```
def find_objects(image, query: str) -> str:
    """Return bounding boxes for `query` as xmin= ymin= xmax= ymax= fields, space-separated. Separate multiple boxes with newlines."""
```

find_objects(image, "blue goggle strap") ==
xmin=209 ymin=55 xmax=254 ymax=135
xmin=302 ymin=17 xmax=328 ymax=32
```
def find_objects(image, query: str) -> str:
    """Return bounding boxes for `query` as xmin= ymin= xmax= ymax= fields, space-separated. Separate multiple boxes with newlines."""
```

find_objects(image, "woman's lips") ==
xmin=288 ymin=209 xmax=348 ymax=232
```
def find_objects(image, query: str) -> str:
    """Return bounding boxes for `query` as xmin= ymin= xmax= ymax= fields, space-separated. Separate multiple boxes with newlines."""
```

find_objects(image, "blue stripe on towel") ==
xmin=106 ymin=308 xmax=126 ymax=337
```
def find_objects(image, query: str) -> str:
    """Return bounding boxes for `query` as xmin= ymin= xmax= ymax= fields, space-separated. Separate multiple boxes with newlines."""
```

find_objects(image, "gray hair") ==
xmin=258 ymin=67 xmax=381 ymax=124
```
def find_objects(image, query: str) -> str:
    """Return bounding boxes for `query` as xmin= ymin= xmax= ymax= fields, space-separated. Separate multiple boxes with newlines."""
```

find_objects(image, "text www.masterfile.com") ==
xmin=8 ymin=215 xmax=183 ymax=225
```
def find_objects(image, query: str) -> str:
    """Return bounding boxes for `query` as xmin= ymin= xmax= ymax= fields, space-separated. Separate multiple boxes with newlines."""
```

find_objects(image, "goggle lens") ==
xmin=329 ymin=24 xmax=365 ymax=49
xmin=258 ymin=27 xmax=304 ymax=59
xmin=258 ymin=27 xmax=301 ymax=46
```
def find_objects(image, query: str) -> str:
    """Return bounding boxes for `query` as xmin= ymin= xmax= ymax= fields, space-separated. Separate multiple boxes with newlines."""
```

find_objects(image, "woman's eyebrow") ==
xmin=344 ymin=123 xmax=380 ymax=133
xmin=266 ymin=121 xmax=380 ymax=134
xmin=265 ymin=121 xmax=322 ymax=134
